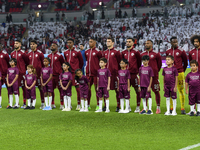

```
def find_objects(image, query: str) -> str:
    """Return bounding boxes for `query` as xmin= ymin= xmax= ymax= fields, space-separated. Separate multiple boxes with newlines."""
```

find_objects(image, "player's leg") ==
xmin=118 ymin=85 xmax=125 ymax=113
xmin=124 ymin=85 xmax=130 ymax=113
xmin=196 ymin=92 xmax=200 ymax=116
xmin=30 ymin=88 xmax=36 ymax=109
xmin=51 ymin=76 xmax=56 ymax=108
xmin=131 ymin=74 xmax=140 ymax=112
xmin=87 ymin=76 xmax=93 ymax=109
xmin=146 ymin=90 xmax=153 ymax=115
xmin=95 ymin=87 xmax=102 ymax=112
xmin=177 ymin=72 xmax=186 ymax=114
xmin=171 ymin=89 xmax=177 ymax=116
xmin=7 ymin=87 xmax=14 ymax=109
xmin=57 ymin=77 xmax=64 ymax=110
xmin=164 ymin=87 xmax=171 ymax=115
xmin=139 ymin=87 xmax=147 ymax=114
xmin=188 ymin=93 xmax=196 ymax=116
xmin=94 ymin=82 xmax=99 ymax=109
xmin=111 ymin=76 xmax=120 ymax=112
xmin=75 ymin=85 xmax=81 ymax=110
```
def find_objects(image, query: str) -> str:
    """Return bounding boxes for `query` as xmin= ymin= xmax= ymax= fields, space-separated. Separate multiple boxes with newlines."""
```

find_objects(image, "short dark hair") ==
xmin=44 ymin=57 xmax=51 ymax=63
xmin=147 ymin=40 xmax=153 ymax=44
xmin=127 ymin=37 xmax=134 ymax=42
xmin=107 ymin=37 xmax=114 ymax=42
xmin=67 ymin=38 xmax=74 ymax=43
xmin=100 ymin=57 xmax=107 ymax=63
xmin=9 ymin=58 xmax=17 ymax=65
xmin=80 ymin=44 xmax=84 ymax=47
xmin=170 ymin=36 xmax=177 ymax=42
xmin=90 ymin=37 xmax=96 ymax=41
xmin=120 ymin=58 xmax=128 ymax=65
xmin=15 ymin=40 xmax=22 ymax=44
xmin=166 ymin=55 xmax=174 ymax=61
xmin=190 ymin=35 xmax=200 ymax=45
xmin=30 ymin=40 xmax=37 ymax=44
xmin=142 ymin=55 xmax=150 ymax=61
xmin=190 ymin=60 xmax=198 ymax=67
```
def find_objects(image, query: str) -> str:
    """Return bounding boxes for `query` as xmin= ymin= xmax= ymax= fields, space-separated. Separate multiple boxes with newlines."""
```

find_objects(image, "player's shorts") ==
xmin=110 ymin=75 xmax=118 ymax=90
xmin=43 ymin=81 xmax=53 ymax=93
xmin=72 ymin=73 xmax=79 ymax=86
xmin=1 ymin=76 xmax=6 ymax=85
xmin=140 ymin=87 xmax=151 ymax=99
xmin=26 ymin=88 xmax=36 ymax=100
xmin=151 ymin=76 xmax=160 ymax=92
xmin=164 ymin=86 xmax=177 ymax=99
xmin=7 ymin=82 xmax=19 ymax=95
xmin=61 ymin=81 xmax=72 ymax=97
xmin=97 ymin=87 xmax=109 ymax=98
xmin=130 ymin=74 xmax=139 ymax=88
xmin=80 ymin=88 xmax=88 ymax=99
xmin=178 ymin=72 xmax=185 ymax=90
xmin=52 ymin=75 xmax=61 ymax=90
xmin=86 ymin=75 xmax=97 ymax=85
xmin=189 ymin=92 xmax=200 ymax=105
xmin=118 ymin=84 xmax=130 ymax=99
xmin=18 ymin=74 xmax=25 ymax=87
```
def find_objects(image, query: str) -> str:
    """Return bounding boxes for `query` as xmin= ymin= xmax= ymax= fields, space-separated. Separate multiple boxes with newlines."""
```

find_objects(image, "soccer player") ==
xmin=96 ymin=57 xmax=111 ymax=113
xmin=141 ymin=40 xmax=162 ymax=114
xmin=121 ymin=37 xmax=141 ymax=112
xmin=11 ymin=40 xmax=29 ymax=107
xmin=6 ymin=58 xmax=19 ymax=109
xmin=60 ymin=62 xmax=72 ymax=111
xmin=104 ymin=37 xmax=121 ymax=112
xmin=75 ymin=69 xmax=90 ymax=112
xmin=138 ymin=55 xmax=154 ymax=115
xmin=80 ymin=44 xmax=86 ymax=75
xmin=27 ymin=40 xmax=44 ymax=109
xmin=48 ymin=42 xmax=65 ymax=109
xmin=0 ymin=43 xmax=10 ymax=107
xmin=162 ymin=55 xmax=178 ymax=116
xmin=166 ymin=36 xmax=188 ymax=114
xmin=64 ymin=38 xmax=83 ymax=110
xmin=185 ymin=60 xmax=200 ymax=116
xmin=41 ymin=57 xmax=53 ymax=111
xmin=24 ymin=65 xmax=37 ymax=110
xmin=85 ymin=38 xmax=102 ymax=110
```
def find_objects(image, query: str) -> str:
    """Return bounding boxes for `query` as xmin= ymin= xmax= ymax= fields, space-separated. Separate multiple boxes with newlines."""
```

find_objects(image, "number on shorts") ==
xmin=179 ymin=80 xmax=183 ymax=85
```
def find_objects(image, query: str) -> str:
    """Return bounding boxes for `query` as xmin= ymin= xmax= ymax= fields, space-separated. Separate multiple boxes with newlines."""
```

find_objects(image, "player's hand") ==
xmin=138 ymin=87 xmax=141 ymax=92
xmin=96 ymin=87 xmax=98 ymax=91
xmin=127 ymin=87 xmax=130 ymax=92
xmin=147 ymin=86 xmax=151 ymax=92
xmin=107 ymin=87 xmax=110 ymax=91
xmin=117 ymin=88 xmax=119 ymax=92
xmin=174 ymin=87 xmax=177 ymax=92
xmin=186 ymin=90 xmax=188 ymax=95
xmin=7 ymin=83 xmax=11 ymax=87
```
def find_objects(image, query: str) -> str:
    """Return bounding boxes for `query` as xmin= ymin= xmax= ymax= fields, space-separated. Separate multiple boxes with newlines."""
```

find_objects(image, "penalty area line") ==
xmin=179 ymin=143 xmax=200 ymax=150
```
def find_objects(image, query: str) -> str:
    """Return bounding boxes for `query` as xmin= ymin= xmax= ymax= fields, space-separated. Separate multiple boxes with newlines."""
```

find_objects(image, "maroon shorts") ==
xmin=26 ymin=88 xmax=36 ymax=100
xmin=80 ymin=88 xmax=88 ymax=99
xmin=130 ymin=74 xmax=139 ymax=88
xmin=72 ymin=73 xmax=79 ymax=86
xmin=118 ymin=84 xmax=130 ymax=99
xmin=61 ymin=82 xmax=72 ymax=96
xmin=110 ymin=75 xmax=118 ymax=90
xmin=86 ymin=75 xmax=97 ymax=85
xmin=1 ymin=76 xmax=6 ymax=85
xmin=140 ymin=87 xmax=151 ymax=99
xmin=43 ymin=82 xmax=53 ymax=93
xmin=97 ymin=87 xmax=109 ymax=98
xmin=151 ymin=76 xmax=160 ymax=92
xmin=189 ymin=92 xmax=200 ymax=105
xmin=8 ymin=82 xmax=19 ymax=95
xmin=164 ymin=86 xmax=177 ymax=99
xmin=18 ymin=74 xmax=25 ymax=87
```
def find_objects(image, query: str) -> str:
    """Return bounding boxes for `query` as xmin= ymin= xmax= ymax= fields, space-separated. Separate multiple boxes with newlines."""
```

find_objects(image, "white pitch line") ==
xmin=179 ymin=143 xmax=200 ymax=150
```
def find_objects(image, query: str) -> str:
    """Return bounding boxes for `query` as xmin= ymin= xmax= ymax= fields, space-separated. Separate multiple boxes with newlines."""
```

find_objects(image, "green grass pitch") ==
xmin=0 ymin=68 xmax=200 ymax=150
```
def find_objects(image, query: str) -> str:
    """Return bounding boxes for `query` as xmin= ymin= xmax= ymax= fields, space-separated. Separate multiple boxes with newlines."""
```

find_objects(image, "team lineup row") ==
xmin=0 ymin=35 xmax=200 ymax=116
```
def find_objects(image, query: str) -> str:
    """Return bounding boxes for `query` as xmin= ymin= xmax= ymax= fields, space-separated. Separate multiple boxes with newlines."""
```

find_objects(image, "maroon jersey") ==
xmin=48 ymin=51 xmax=65 ymax=76
xmin=25 ymin=74 xmax=36 ymax=87
xmin=139 ymin=66 xmax=154 ymax=87
xmin=97 ymin=68 xmax=111 ymax=87
xmin=103 ymin=48 xmax=121 ymax=76
xmin=121 ymin=48 xmax=141 ymax=74
xmin=162 ymin=66 xmax=178 ymax=87
xmin=11 ymin=49 xmax=29 ymax=75
xmin=166 ymin=47 xmax=188 ymax=73
xmin=141 ymin=49 xmax=162 ymax=77
xmin=185 ymin=72 xmax=200 ymax=93
xmin=7 ymin=66 xmax=19 ymax=83
xmin=118 ymin=69 xmax=131 ymax=85
xmin=189 ymin=48 xmax=200 ymax=72
xmin=0 ymin=50 xmax=10 ymax=76
xmin=59 ymin=72 xmax=72 ymax=85
xmin=41 ymin=66 xmax=53 ymax=83
xmin=85 ymin=47 xmax=102 ymax=76
xmin=64 ymin=48 xmax=83 ymax=73
xmin=77 ymin=75 xmax=89 ymax=91
xmin=28 ymin=49 xmax=44 ymax=77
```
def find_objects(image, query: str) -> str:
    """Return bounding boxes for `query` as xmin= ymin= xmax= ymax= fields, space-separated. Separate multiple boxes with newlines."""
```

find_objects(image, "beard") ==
xmin=15 ymin=46 xmax=19 ymax=50
xmin=194 ymin=45 xmax=199 ymax=48
xmin=51 ymin=48 xmax=56 ymax=51
xmin=127 ymin=46 xmax=131 ymax=48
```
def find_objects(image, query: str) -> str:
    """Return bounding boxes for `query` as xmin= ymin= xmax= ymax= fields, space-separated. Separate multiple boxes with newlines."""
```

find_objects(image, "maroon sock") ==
xmin=136 ymin=92 xmax=141 ymax=107
xmin=116 ymin=90 xmax=120 ymax=108
xmin=88 ymin=89 xmax=91 ymax=105
xmin=22 ymin=86 xmax=26 ymax=101
xmin=76 ymin=87 xmax=81 ymax=105
xmin=104 ymin=97 xmax=106 ymax=107
xmin=60 ymin=94 xmax=63 ymax=105
xmin=40 ymin=88 xmax=44 ymax=103
xmin=155 ymin=92 xmax=160 ymax=106
xmin=52 ymin=92 xmax=55 ymax=105
xmin=95 ymin=93 xmax=99 ymax=106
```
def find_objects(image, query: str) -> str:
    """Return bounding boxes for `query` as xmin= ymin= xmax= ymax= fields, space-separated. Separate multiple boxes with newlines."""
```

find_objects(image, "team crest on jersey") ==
xmin=86 ymin=53 xmax=88 ymax=55
xmin=43 ymin=70 xmax=48 ymax=73
xmin=9 ymin=70 xmax=14 ymax=73
xmin=111 ymin=52 xmax=114 ymax=55
xmin=176 ymin=52 xmax=179 ymax=56
xmin=125 ymin=54 xmax=126 ymax=56
xmin=192 ymin=53 xmax=195 ymax=55
xmin=63 ymin=75 xmax=68 ymax=78
xmin=35 ymin=54 xmax=38 ymax=57
xmin=131 ymin=53 xmax=134 ymax=56
xmin=66 ymin=54 xmax=68 ymax=56
xmin=105 ymin=53 xmax=107 ymax=55
xmin=55 ymin=57 xmax=57 ymax=60
xmin=1 ymin=55 xmax=3 ymax=58
xmin=73 ymin=53 xmax=75 ymax=56
xmin=151 ymin=55 xmax=154 ymax=58
xmin=18 ymin=54 xmax=21 ymax=56
xmin=27 ymin=77 xmax=32 ymax=80
xmin=29 ymin=55 xmax=31 ymax=57
xmin=93 ymin=52 xmax=96 ymax=55
xmin=169 ymin=53 xmax=171 ymax=55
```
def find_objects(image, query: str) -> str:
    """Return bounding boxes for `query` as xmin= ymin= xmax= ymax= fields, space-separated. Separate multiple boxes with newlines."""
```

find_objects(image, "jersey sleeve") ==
xmin=188 ymin=52 xmax=192 ymax=62
xmin=162 ymin=68 xmax=165 ymax=76
xmin=136 ymin=51 xmax=141 ymax=71
xmin=174 ymin=68 xmax=178 ymax=76
xmin=150 ymin=67 xmax=154 ymax=77
xmin=107 ymin=69 xmax=111 ymax=77
xmin=127 ymin=70 xmax=131 ymax=79
xmin=40 ymin=53 xmax=44 ymax=68
xmin=182 ymin=50 xmax=188 ymax=72
xmin=116 ymin=51 xmax=122 ymax=70
xmin=22 ymin=52 xmax=29 ymax=66
xmin=156 ymin=53 xmax=162 ymax=72
xmin=78 ymin=51 xmax=84 ymax=69
xmin=85 ymin=76 xmax=90 ymax=83
xmin=97 ymin=51 xmax=102 ymax=60
xmin=185 ymin=74 xmax=189 ymax=83
xmin=59 ymin=73 xmax=62 ymax=80
xmin=25 ymin=75 xmax=27 ymax=81
xmin=59 ymin=55 xmax=65 ymax=65
xmin=5 ymin=53 xmax=10 ymax=68
xmin=34 ymin=75 xmax=37 ymax=81
xmin=50 ymin=68 xmax=53 ymax=74
xmin=16 ymin=68 xmax=19 ymax=75
xmin=69 ymin=73 xmax=72 ymax=81
xmin=0 ymin=71 xmax=2 ymax=77
xmin=139 ymin=67 xmax=141 ymax=76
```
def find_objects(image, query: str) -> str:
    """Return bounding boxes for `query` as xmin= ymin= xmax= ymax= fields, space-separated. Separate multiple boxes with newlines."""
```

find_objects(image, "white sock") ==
xmin=9 ymin=95 xmax=13 ymax=107
xmin=172 ymin=99 xmax=176 ymax=112
xmin=120 ymin=99 xmax=124 ymax=110
xmin=125 ymin=99 xmax=129 ymax=110
xmin=81 ymin=99 xmax=84 ymax=109
xmin=49 ymin=96 xmax=52 ymax=107
xmin=157 ymin=106 xmax=160 ymax=109
xmin=0 ymin=96 xmax=2 ymax=106
xmin=67 ymin=96 xmax=71 ymax=109
xmin=15 ymin=95 xmax=19 ymax=106
xmin=27 ymin=99 xmax=31 ymax=107
xmin=148 ymin=98 xmax=152 ymax=111
xmin=142 ymin=98 xmax=146 ymax=110
xmin=64 ymin=96 xmax=67 ymax=109
xmin=190 ymin=105 xmax=195 ymax=112
xmin=197 ymin=104 xmax=200 ymax=112
xmin=32 ymin=99 xmax=36 ymax=107
xmin=85 ymin=100 xmax=88 ymax=109
xmin=106 ymin=100 xmax=109 ymax=110
xmin=166 ymin=97 xmax=170 ymax=113
xmin=99 ymin=100 xmax=102 ymax=110
xmin=45 ymin=97 xmax=48 ymax=107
